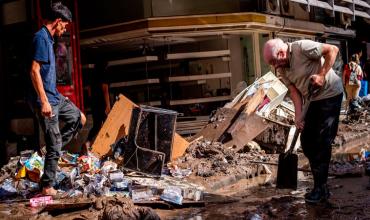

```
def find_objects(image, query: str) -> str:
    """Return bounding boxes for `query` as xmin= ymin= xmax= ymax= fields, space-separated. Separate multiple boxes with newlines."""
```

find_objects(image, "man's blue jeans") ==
xmin=33 ymin=95 xmax=82 ymax=188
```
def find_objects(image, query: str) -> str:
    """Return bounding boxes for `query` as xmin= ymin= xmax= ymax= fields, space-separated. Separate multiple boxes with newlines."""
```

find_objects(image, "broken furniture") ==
xmin=194 ymin=71 xmax=289 ymax=150
xmin=91 ymin=94 xmax=189 ymax=161
xmin=123 ymin=105 xmax=178 ymax=176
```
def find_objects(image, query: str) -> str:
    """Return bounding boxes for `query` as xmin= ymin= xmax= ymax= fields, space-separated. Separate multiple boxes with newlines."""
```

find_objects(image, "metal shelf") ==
xmin=107 ymin=56 xmax=158 ymax=67
xmin=167 ymin=72 xmax=232 ymax=82
xmin=166 ymin=50 xmax=230 ymax=60
xmin=169 ymin=96 xmax=231 ymax=106
xmin=110 ymin=78 xmax=160 ymax=88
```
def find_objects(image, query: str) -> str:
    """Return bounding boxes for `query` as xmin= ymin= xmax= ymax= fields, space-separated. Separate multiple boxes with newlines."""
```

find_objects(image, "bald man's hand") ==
xmin=310 ymin=74 xmax=325 ymax=87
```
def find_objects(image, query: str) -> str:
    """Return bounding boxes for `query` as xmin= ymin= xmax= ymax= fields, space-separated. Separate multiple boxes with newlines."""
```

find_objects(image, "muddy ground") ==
xmin=157 ymin=170 xmax=370 ymax=219
xmin=0 ymin=113 xmax=369 ymax=219
xmin=1 ymin=156 xmax=369 ymax=220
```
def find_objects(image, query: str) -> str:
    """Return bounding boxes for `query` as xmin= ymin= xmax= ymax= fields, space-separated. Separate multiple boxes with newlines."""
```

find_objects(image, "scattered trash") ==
xmin=0 ymin=179 xmax=17 ymax=198
xmin=329 ymin=161 xmax=364 ymax=177
xmin=183 ymin=188 xmax=203 ymax=201
xmin=250 ymin=213 xmax=263 ymax=220
xmin=130 ymin=186 xmax=156 ymax=202
xmin=108 ymin=171 xmax=124 ymax=182
xmin=160 ymin=186 xmax=183 ymax=205
xmin=30 ymin=196 xmax=53 ymax=207
xmin=61 ymin=152 xmax=78 ymax=165
xmin=168 ymin=164 xmax=192 ymax=178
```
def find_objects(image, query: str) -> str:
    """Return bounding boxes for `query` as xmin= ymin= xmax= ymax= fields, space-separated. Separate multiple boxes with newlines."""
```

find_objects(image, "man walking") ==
xmin=29 ymin=2 xmax=86 ymax=196
xmin=263 ymin=38 xmax=343 ymax=204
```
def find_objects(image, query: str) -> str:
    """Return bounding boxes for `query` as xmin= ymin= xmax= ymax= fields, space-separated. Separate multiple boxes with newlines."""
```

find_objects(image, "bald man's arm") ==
xmin=288 ymin=84 xmax=304 ymax=131
xmin=318 ymin=43 xmax=339 ymax=77
xmin=311 ymin=43 xmax=339 ymax=86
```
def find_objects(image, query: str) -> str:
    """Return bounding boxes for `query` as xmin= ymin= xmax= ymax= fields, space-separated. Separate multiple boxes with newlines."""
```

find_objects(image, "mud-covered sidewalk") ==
xmin=157 ymin=166 xmax=370 ymax=219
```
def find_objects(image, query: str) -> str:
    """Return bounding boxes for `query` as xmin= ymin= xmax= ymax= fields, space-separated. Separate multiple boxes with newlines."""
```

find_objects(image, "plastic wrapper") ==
xmin=30 ymin=196 xmax=53 ymax=207
xmin=0 ymin=179 xmax=17 ymax=198
xmin=17 ymin=150 xmax=34 ymax=170
xmin=83 ymin=174 xmax=109 ymax=196
xmin=24 ymin=153 xmax=44 ymax=171
xmin=183 ymin=188 xmax=203 ymax=201
xmin=160 ymin=186 xmax=183 ymax=205
xmin=130 ymin=186 xmax=156 ymax=202
xmin=170 ymin=166 xmax=192 ymax=178
xmin=67 ymin=189 xmax=83 ymax=197
xmin=24 ymin=152 xmax=44 ymax=182
xmin=15 ymin=166 xmax=27 ymax=179
xmin=61 ymin=152 xmax=78 ymax=165
xmin=73 ymin=178 xmax=85 ymax=190
xmin=78 ymin=154 xmax=101 ymax=173
xmin=108 ymin=171 xmax=124 ymax=182
xmin=111 ymin=179 xmax=131 ymax=191
xmin=101 ymin=161 xmax=118 ymax=174
xmin=17 ymin=179 xmax=39 ymax=192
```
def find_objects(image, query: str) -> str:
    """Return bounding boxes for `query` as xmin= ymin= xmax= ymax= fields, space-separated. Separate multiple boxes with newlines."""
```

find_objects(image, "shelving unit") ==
xmin=102 ymin=38 xmax=233 ymax=135
xmin=167 ymin=72 xmax=231 ymax=82
xmin=166 ymin=47 xmax=232 ymax=108
xmin=106 ymin=56 xmax=160 ymax=106
xmin=169 ymin=95 xmax=231 ymax=106
xmin=107 ymin=56 xmax=158 ymax=67
xmin=166 ymin=50 xmax=230 ymax=60
xmin=176 ymin=116 xmax=209 ymax=135
xmin=110 ymin=78 xmax=160 ymax=88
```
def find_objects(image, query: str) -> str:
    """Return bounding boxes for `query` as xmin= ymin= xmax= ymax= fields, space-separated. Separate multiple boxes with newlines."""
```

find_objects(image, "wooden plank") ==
xmin=91 ymin=94 xmax=189 ymax=160
xmin=177 ymin=120 xmax=208 ymax=124
xmin=177 ymin=129 xmax=202 ymax=135
xmin=171 ymin=133 xmax=189 ymax=160
xmin=177 ymin=121 xmax=209 ymax=126
xmin=177 ymin=125 xmax=208 ymax=130
xmin=166 ymin=50 xmax=230 ymax=60
xmin=110 ymin=78 xmax=160 ymax=88
xmin=223 ymin=88 xmax=269 ymax=150
xmin=170 ymin=96 xmax=231 ymax=106
xmin=244 ymin=88 xmax=265 ymax=115
xmin=191 ymin=107 xmax=240 ymax=142
xmin=107 ymin=56 xmax=158 ymax=67
xmin=177 ymin=116 xmax=210 ymax=121
xmin=226 ymin=113 xmax=270 ymax=151
xmin=91 ymin=94 xmax=137 ymax=158
xmin=177 ymin=125 xmax=207 ymax=130
xmin=168 ymin=72 xmax=231 ymax=82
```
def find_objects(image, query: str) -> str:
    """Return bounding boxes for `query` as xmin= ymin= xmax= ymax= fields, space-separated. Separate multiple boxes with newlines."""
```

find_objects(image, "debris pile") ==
xmin=0 ymin=146 xmax=206 ymax=209
xmin=329 ymin=150 xmax=370 ymax=177
xmin=194 ymin=72 xmax=295 ymax=154
xmin=99 ymin=197 xmax=160 ymax=220
xmin=174 ymin=139 xmax=275 ymax=178
xmin=343 ymin=95 xmax=370 ymax=124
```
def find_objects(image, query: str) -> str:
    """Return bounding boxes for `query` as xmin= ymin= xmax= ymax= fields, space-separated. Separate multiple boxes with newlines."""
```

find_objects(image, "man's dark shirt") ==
xmin=30 ymin=26 xmax=60 ymax=106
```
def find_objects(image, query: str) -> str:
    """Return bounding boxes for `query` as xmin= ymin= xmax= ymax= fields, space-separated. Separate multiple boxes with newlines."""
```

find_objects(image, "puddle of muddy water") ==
xmin=157 ymin=173 xmax=370 ymax=220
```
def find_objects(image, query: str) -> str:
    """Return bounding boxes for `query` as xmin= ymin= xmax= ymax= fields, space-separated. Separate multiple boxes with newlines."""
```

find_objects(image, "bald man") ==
xmin=263 ymin=39 xmax=343 ymax=204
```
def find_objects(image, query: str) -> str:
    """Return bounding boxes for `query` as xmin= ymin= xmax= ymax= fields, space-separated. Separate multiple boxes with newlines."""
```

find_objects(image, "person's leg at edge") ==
xmin=38 ymin=105 xmax=61 ymax=196
xmin=58 ymin=96 xmax=86 ymax=150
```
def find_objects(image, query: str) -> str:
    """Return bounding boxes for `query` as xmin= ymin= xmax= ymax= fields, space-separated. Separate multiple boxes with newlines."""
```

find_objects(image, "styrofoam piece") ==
xmin=256 ymin=72 xmax=288 ymax=117
xmin=224 ymin=71 xmax=288 ymax=117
